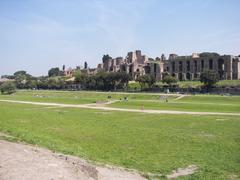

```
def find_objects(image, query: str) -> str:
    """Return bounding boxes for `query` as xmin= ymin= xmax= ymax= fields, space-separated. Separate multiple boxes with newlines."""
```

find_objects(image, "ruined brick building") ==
xmin=97 ymin=50 xmax=240 ymax=81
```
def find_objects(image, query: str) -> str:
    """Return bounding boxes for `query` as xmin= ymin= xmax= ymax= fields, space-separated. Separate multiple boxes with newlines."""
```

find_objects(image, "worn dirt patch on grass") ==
xmin=166 ymin=165 xmax=198 ymax=179
xmin=0 ymin=139 xmax=145 ymax=180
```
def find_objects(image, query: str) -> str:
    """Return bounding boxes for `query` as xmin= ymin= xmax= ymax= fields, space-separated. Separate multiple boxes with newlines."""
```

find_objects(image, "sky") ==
xmin=0 ymin=0 xmax=240 ymax=76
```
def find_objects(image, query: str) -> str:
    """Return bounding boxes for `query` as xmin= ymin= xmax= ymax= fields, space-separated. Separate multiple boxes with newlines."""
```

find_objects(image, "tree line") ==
xmin=0 ymin=67 xmax=220 ymax=94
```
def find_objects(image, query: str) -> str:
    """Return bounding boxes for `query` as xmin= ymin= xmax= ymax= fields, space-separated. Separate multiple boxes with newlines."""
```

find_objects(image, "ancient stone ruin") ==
xmin=97 ymin=50 xmax=240 ymax=80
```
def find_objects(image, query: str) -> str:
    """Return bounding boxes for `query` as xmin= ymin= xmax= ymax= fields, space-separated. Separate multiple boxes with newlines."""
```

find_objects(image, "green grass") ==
xmin=0 ymin=90 xmax=177 ymax=104
xmin=156 ymin=81 xmax=202 ymax=88
xmin=217 ymin=80 xmax=240 ymax=87
xmin=177 ymin=95 xmax=240 ymax=105
xmin=175 ymin=80 xmax=240 ymax=88
xmin=156 ymin=80 xmax=240 ymax=88
xmin=0 ymin=102 xmax=239 ymax=179
xmin=109 ymin=95 xmax=240 ymax=113
xmin=0 ymin=90 xmax=240 ymax=179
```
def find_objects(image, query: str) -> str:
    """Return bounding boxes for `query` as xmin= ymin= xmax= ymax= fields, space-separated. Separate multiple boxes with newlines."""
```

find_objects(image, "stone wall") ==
xmin=167 ymin=54 xmax=240 ymax=80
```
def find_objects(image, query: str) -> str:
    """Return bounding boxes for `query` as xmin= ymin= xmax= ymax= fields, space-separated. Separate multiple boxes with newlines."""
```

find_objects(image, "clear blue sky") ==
xmin=0 ymin=0 xmax=240 ymax=76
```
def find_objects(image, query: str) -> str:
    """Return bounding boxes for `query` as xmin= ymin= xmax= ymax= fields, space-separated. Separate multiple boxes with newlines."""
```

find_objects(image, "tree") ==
xmin=200 ymin=70 xmax=219 ymax=89
xmin=74 ymin=70 xmax=87 ymax=85
xmin=161 ymin=54 xmax=166 ymax=61
xmin=162 ymin=75 xmax=177 ymax=86
xmin=13 ymin=70 xmax=32 ymax=89
xmin=84 ymin=61 xmax=88 ymax=69
xmin=36 ymin=76 xmax=48 ymax=89
xmin=147 ymin=75 xmax=156 ymax=88
xmin=1 ymin=75 xmax=15 ymax=79
xmin=48 ymin=67 xmax=61 ymax=77
xmin=85 ymin=76 xmax=96 ymax=89
xmin=0 ymin=81 xmax=16 ymax=94
xmin=14 ymin=70 xmax=27 ymax=77
xmin=46 ymin=77 xmax=66 ymax=89
xmin=136 ymin=74 xmax=156 ymax=90
xmin=104 ymin=72 xmax=130 ymax=91
xmin=118 ymin=72 xmax=131 ymax=89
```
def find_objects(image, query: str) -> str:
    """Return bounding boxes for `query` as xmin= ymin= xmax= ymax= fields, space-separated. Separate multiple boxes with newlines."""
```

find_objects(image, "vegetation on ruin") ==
xmin=199 ymin=52 xmax=220 ymax=57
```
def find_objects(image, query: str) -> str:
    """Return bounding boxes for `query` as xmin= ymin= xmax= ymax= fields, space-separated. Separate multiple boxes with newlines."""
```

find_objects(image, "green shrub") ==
xmin=162 ymin=75 xmax=177 ymax=86
xmin=127 ymin=82 xmax=141 ymax=91
xmin=0 ymin=81 xmax=16 ymax=94
xmin=200 ymin=70 xmax=219 ymax=89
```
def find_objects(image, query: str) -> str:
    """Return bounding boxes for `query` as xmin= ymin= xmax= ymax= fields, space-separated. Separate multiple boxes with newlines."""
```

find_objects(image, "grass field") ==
xmin=109 ymin=95 xmax=240 ymax=113
xmin=0 ymin=90 xmax=177 ymax=104
xmin=0 ymin=90 xmax=240 ymax=179
xmin=156 ymin=80 xmax=240 ymax=88
xmin=128 ymin=80 xmax=240 ymax=90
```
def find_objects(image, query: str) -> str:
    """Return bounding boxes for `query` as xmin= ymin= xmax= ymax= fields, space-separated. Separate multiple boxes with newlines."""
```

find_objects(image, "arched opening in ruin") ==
xmin=194 ymin=73 xmax=198 ymax=79
xmin=209 ymin=59 xmax=213 ymax=70
xmin=154 ymin=64 xmax=157 ymax=73
xmin=129 ymin=64 xmax=133 ymax=74
xmin=201 ymin=60 xmax=204 ymax=71
xmin=194 ymin=60 xmax=197 ymax=72
xmin=144 ymin=66 xmax=151 ymax=74
xmin=218 ymin=59 xmax=225 ymax=79
xmin=122 ymin=66 xmax=126 ymax=72
xmin=186 ymin=72 xmax=191 ymax=80
xmin=179 ymin=61 xmax=183 ymax=72
xmin=172 ymin=62 xmax=175 ymax=72
xmin=178 ymin=73 xmax=183 ymax=81
xmin=187 ymin=61 xmax=190 ymax=71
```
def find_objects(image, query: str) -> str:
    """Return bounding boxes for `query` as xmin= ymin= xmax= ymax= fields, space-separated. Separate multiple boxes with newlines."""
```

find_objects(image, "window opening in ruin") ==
xmin=187 ymin=61 xmax=190 ymax=71
xmin=209 ymin=59 xmax=213 ymax=69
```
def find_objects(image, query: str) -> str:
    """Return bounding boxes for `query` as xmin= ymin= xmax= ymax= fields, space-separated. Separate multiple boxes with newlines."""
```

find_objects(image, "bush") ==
xmin=136 ymin=75 xmax=156 ymax=90
xmin=200 ymin=70 xmax=219 ymax=89
xmin=127 ymin=82 xmax=141 ymax=91
xmin=0 ymin=82 xmax=16 ymax=94
xmin=162 ymin=75 xmax=177 ymax=86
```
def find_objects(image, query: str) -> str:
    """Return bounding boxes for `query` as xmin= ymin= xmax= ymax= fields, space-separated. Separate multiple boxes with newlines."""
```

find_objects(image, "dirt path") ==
xmin=0 ymin=139 xmax=145 ymax=180
xmin=0 ymin=99 xmax=240 ymax=116
xmin=174 ymin=95 xmax=188 ymax=100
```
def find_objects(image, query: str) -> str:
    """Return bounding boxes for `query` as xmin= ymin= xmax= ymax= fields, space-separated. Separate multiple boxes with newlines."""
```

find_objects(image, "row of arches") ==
xmin=172 ymin=73 xmax=195 ymax=81
xmin=171 ymin=59 xmax=226 ymax=73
